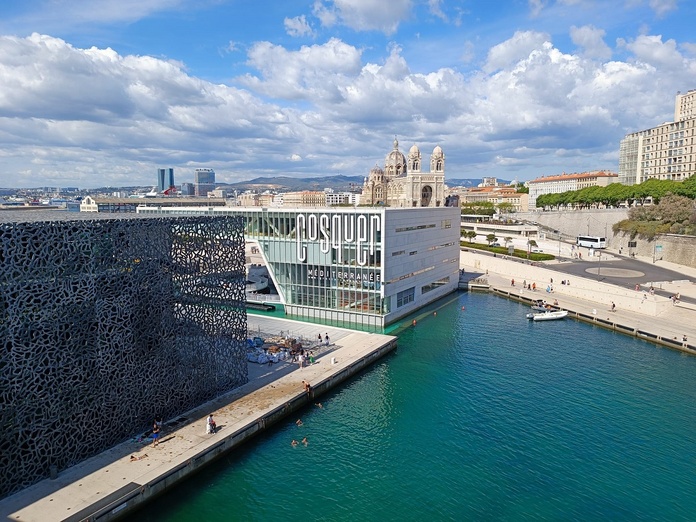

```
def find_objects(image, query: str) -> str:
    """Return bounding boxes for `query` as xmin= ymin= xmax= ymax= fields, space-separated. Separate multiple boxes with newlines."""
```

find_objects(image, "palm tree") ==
xmin=527 ymin=239 xmax=538 ymax=258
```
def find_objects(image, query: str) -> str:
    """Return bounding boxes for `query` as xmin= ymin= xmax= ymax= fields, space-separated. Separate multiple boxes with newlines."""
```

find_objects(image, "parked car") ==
xmin=531 ymin=248 xmax=543 ymax=253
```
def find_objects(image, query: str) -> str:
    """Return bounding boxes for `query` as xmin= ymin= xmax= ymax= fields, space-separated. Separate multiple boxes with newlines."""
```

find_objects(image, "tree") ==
xmin=655 ymin=193 xmax=693 ymax=223
xmin=526 ymin=239 xmax=538 ymax=258
xmin=486 ymin=233 xmax=497 ymax=245
xmin=461 ymin=201 xmax=495 ymax=216
xmin=465 ymin=230 xmax=477 ymax=243
xmin=496 ymin=202 xmax=516 ymax=216
xmin=504 ymin=236 xmax=513 ymax=248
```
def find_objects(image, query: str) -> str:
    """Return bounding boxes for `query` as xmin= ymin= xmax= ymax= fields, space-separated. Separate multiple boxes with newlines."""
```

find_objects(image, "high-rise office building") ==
xmin=157 ymin=168 xmax=175 ymax=193
xmin=194 ymin=168 xmax=216 ymax=197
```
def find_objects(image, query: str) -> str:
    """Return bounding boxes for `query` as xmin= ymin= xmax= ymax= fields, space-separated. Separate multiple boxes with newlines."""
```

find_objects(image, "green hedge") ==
xmin=460 ymin=242 xmax=556 ymax=262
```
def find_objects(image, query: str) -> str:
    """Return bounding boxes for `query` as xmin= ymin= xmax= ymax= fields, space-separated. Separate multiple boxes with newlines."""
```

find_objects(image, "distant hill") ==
xmin=221 ymin=175 xmax=507 ymax=192
xmin=446 ymin=178 xmax=511 ymax=187
xmin=221 ymin=175 xmax=364 ymax=193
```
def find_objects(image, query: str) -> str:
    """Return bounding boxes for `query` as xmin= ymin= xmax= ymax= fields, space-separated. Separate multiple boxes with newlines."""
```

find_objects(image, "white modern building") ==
xmin=619 ymin=89 xmax=696 ymax=185
xmin=136 ymin=205 xmax=460 ymax=329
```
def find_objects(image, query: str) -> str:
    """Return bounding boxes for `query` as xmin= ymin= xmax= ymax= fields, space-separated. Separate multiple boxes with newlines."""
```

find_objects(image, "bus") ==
xmin=576 ymin=235 xmax=606 ymax=249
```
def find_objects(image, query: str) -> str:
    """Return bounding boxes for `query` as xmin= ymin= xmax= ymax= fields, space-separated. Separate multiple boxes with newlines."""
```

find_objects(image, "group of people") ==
xmin=513 ymin=279 xmax=538 ymax=292
xmin=291 ymin=437 xmax=308 ymax=447
xmin=318 ymin=333 xmax=330 ymax=346
xmin=291 ymin=402 xmax=323 ymax=446
xmin=295 ymin=349 xmax=315 ymax=368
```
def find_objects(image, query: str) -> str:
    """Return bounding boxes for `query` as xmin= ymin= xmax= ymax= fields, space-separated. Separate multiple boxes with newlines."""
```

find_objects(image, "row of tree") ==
xmin=536 ymin=177 xmax=696 ymax=209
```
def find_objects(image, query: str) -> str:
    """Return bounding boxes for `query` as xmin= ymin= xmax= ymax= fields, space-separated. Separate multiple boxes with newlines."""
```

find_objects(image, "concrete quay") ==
xmin=0 ymin=317 xmax=396 ymax=522
xmin=461 ymin=251 xmax=696 ymax=355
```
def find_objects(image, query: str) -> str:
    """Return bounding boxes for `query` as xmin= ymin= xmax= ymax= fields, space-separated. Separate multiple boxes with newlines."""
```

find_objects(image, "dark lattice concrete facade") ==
xmin=0 ymin=216 xmax=247 ymax=498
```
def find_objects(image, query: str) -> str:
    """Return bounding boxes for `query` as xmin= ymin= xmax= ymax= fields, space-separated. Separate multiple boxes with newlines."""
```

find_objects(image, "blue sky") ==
xmin=0 ymin=0 xmax=694 ymax=188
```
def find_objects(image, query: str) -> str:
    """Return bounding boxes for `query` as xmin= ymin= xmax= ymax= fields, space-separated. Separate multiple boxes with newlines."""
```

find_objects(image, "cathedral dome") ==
xmin=432 ymin=145 xmax=443 ymax=157
xmin=409 ymin=144 xmax=420 ymax=155
xmin=385 ymin=149 xmax=406 ymax=167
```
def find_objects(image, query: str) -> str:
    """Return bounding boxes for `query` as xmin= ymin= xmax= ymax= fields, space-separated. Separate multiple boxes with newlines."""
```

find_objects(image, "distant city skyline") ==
xmin=0 ymin=0 xmax=695 ymax=188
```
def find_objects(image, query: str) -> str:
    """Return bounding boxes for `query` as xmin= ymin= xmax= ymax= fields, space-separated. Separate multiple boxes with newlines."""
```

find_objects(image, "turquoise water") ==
xmin=137 ymin=293 xmax=696 ymax=521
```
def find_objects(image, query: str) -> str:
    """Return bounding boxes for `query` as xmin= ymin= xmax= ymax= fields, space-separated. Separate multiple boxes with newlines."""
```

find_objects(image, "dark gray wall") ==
xmin=0 ymin=216 xmax=247 ymax=498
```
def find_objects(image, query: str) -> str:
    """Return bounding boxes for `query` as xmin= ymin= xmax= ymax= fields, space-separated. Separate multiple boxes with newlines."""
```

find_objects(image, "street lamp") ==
xmin=558 ymin=233 xmax=561 ymax=258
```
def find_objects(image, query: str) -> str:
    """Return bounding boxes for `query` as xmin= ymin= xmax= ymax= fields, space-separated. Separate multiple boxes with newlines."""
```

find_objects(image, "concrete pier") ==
xmin=0 ymin=317 xmax=396 ymax=522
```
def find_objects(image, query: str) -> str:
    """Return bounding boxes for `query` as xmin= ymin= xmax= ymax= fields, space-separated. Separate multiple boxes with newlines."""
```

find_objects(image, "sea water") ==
xmin=136 ymin=293 xmax=696 ymax=521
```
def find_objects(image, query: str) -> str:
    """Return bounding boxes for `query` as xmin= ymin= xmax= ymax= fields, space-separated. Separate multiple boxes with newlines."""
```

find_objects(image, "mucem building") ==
xmin=137 ymin=206 xmax=461 ymax=329
xmin=0 ymin=214 xmax=247 ymax=498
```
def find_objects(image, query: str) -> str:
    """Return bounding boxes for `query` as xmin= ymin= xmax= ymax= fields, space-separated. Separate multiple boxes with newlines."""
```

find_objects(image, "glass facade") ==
xmin=241 ymin=209 xmax=384 ymax=322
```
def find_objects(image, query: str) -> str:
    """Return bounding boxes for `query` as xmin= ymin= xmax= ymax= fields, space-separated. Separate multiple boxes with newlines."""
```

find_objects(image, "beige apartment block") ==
xmin=619 ymin=89 xmax=696 ymax=185
xmin=528 ymin=171 xmax=617 ymax=209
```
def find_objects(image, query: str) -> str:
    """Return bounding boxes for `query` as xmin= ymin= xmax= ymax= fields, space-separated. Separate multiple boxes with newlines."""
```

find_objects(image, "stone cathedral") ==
xmin=361 ymin=138 xmax=446 ymax=207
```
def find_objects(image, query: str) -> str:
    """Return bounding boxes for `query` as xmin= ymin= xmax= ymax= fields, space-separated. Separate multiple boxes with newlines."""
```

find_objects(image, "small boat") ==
xmin=526 ymin=310 xmax=568 ymax=321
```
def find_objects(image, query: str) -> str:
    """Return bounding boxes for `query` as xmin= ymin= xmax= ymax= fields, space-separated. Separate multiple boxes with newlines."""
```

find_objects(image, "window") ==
xmin=396 ymin=287 xmax=415 ymax=307
xmin=395 ymin=224 xmax=436 ymax=232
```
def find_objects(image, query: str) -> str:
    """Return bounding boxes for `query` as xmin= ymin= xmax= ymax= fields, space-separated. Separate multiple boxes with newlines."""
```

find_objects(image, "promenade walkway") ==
xmin=0 ymin=317 xmax=396 ymax=522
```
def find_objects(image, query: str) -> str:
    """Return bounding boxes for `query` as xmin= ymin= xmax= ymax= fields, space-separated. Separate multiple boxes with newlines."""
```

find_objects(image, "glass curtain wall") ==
xmin=239 ymin=209 xmax=383 ymax=327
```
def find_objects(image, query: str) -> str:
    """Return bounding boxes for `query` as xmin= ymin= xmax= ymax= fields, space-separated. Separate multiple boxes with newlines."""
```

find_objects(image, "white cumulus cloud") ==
xmin=285 ymin=15 xmax=315 ymax=38
xmin=312 ymin=0 xmax=412 ymax=35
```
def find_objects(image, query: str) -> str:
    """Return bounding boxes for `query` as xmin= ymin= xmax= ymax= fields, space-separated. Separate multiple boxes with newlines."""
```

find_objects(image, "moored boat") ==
xmin=526 ymin=310 xmax=568 ymax=321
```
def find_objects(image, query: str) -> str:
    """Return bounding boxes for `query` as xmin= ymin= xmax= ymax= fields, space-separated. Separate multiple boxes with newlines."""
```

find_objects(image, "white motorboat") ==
xmin=526 ymin=310 xmax=568 ymax=321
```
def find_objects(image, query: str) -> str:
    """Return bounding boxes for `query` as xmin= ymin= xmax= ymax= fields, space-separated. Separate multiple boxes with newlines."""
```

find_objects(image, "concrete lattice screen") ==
xmin=0 ymin=216 xmax=248 ymax=498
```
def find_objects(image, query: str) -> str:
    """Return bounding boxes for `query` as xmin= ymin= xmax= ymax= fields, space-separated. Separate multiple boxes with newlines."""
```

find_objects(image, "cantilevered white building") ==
xmin=137 ymin=205 xmax=460 ymax=329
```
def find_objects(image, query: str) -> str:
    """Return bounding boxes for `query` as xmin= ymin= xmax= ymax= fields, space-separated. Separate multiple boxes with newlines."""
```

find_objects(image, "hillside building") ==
xmin=619 ymin=89 xmax=696 ymax=185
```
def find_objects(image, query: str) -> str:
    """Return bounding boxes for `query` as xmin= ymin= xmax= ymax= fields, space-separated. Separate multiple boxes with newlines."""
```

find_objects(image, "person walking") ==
xmin=611 ymin=302 xmax=616 ymax=313
xmin=207 ymin=414 xmax=216 ymax=434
